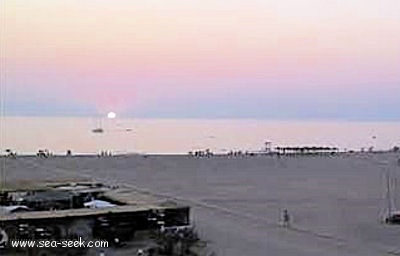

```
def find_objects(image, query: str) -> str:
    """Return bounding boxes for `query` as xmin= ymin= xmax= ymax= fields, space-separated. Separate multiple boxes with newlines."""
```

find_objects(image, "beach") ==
xmin=2 ymin=153 xmax=400 ymax=255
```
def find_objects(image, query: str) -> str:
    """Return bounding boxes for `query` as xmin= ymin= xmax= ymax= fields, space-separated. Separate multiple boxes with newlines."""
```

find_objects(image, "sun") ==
xmin=107 ymin=112 xmax=117 ymax=119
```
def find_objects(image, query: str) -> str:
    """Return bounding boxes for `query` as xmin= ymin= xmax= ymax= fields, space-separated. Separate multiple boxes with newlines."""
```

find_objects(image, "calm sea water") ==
xmin=1 ymin=117 xmax=399 ymax=154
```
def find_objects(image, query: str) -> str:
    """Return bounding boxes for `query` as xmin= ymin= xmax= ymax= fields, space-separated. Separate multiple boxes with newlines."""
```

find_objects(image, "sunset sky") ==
xmin=2 ymin=0 xmax=400 ymax=120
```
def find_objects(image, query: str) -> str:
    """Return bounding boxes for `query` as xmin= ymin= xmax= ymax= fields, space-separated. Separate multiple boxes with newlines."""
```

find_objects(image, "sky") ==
xmin=2 ymin=0 xmax=400 ymax=120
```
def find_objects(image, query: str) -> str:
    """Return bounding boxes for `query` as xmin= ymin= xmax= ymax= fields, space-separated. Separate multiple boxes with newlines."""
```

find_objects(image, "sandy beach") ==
xmin=2 ymin=153 xmax=400 ymax=255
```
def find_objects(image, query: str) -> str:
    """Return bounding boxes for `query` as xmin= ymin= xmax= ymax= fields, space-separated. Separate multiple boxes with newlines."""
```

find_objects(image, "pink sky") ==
xmin=3 ymin=0 xmax=400 ymax=118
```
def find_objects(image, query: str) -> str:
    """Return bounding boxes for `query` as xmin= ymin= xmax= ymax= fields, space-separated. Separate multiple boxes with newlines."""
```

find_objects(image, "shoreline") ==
xmin=1 ymin=149 xmax=397 ymax=158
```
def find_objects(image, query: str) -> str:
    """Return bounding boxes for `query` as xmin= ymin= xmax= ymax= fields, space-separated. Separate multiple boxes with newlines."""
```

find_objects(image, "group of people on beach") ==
xmin=98 ymin=150 xmax=113 ymax=157
xmin=188 ymin=149 xmax=214 ymax=157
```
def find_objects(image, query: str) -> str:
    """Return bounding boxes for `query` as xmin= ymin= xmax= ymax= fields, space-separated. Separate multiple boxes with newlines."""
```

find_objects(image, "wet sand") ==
xmin=2 ymin=153 xmax=400 ymax=255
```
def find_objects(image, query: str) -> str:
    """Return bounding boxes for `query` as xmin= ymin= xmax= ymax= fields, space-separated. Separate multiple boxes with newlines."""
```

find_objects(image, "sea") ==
xmin=1 ymin=117 xmax=399 ymax=155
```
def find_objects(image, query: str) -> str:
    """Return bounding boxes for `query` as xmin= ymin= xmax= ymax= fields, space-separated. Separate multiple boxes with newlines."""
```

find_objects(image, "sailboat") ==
xmin=91 ymin=115 xmax=104 ymax=134
xmin=92 ymin=127 xmax=104 ymax=133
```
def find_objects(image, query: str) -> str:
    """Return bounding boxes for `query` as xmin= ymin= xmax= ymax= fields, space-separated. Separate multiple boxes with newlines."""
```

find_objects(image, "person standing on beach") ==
xmin=282 ymin=209 xmax=290 ymax=227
